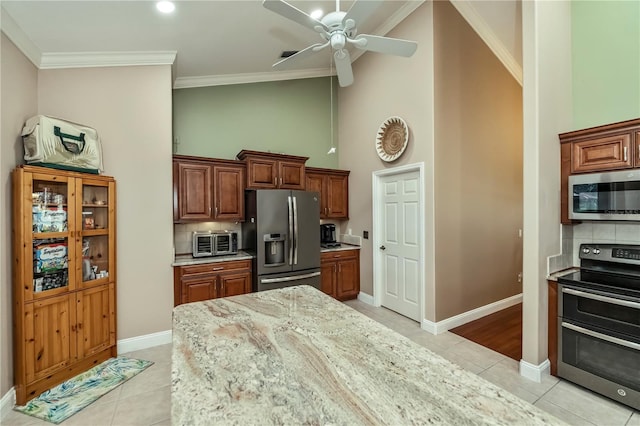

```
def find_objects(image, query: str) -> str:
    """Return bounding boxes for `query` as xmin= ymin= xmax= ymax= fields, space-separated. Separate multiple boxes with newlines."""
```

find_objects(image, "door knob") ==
xmin=380 ymin=245 xmax=386 ymax=250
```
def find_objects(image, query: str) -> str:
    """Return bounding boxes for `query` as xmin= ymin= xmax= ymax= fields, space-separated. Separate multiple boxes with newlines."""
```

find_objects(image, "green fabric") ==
xmin=14 ymin=356 xmax=153 ymax=424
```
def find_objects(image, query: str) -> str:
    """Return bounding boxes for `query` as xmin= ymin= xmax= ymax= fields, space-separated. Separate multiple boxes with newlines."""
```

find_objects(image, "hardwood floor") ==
xmin=449 ymin=303 xmax=522 ymax=361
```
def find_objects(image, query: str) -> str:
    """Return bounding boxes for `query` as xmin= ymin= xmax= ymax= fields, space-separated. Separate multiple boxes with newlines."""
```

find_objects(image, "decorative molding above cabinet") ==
xmin=559 ymin=118 xmax=640 ymax=224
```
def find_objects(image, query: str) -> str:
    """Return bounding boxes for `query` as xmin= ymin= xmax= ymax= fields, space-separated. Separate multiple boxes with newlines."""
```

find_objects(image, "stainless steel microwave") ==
xmin=192 ymin=231 xmax=238 ymax=257
xmin=569 ymin=170 xmax=640 ymax=221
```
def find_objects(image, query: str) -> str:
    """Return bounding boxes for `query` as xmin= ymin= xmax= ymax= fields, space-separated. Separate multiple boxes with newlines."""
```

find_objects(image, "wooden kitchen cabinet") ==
xmin=12 ymin=165 xmax=117 ymax=405
xmin=173 ymin=155 xmax=245 ymax=222
xmin=559 ymin=118 xmax=640 ymax=224
xmin=237 ymin=150 xmax=308 ymax=190
xmin=320 ymin=249 xmax=360 ymax=301
xmin=173 ymin=259 xmax=252 ymax=306
xmin=306 ymin=167 xmax=350 ymax=219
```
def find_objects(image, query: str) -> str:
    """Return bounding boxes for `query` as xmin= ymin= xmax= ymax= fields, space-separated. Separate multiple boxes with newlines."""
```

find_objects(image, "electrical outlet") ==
xmin=363 ymin=231 xmax=369 ymax=239
xmin=517 ymin=272 xmax=522 ymax=283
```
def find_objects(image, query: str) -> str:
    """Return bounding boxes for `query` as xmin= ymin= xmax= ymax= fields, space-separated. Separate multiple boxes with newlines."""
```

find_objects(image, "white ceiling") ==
xmin=1 ymin=1 xmax=521 ymax=88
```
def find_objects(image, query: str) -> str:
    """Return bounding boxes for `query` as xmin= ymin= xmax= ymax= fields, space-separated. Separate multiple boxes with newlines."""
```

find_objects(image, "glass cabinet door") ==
xmin=78 ymin=180 xmax=113 ymax=285
xmin=30 ymin=175 xmax=73 ymax=296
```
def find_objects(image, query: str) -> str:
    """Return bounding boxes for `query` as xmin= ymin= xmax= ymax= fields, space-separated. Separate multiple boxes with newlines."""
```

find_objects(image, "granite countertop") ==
xmin=321 ymin=243 xmax=361 ymax=253
xmin=172 ymin=285 xmax=564 ymax=425
xmin=172 ymin=251 xmax=254 ymax=266
xmin=547 ymin=267 xmax=579 ymax=282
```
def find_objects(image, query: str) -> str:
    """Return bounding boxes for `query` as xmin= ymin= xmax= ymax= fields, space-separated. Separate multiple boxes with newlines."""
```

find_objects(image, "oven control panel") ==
xmin=580 ymin=244 xmax=640 ymax=264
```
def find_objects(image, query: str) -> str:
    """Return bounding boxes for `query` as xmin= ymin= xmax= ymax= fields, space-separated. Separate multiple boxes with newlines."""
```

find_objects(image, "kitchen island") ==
xmin=172 ymin=285 xmax=563 ymax=425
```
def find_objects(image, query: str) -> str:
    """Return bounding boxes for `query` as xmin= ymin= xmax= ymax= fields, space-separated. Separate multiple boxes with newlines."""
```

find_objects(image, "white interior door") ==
xmin=378 ymin=170 xmax=421 ymax=321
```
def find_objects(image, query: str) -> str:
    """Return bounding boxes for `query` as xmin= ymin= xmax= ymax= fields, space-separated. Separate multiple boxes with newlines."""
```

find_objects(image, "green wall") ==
xmin=572 ymin=0 xmax=640 ymax=128
xmin=172 ymin=77 xmax=339 ymax=168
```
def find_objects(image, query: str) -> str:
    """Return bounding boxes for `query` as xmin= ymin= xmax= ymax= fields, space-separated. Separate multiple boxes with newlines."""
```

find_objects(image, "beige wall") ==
xmin=37 ymin=66 xmax=174 ymax=340
xmin=521 ymin=0 xmax=572 ymax=367
xmin=338 ymin=2 xmax=435 ymax=316
xmin=433 ymin=1 xmax=523 ymax=320
xmin=339 ymin=1 xmax=523 ymax=324
xmin=0 ymin=33 xmax=39 ymax=401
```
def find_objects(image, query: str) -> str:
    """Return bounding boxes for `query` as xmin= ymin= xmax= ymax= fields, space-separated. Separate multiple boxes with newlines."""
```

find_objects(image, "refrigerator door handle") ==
xmin=287 ymin=195 xmax=294 ymax=265
xmin=293 ymin=195 xmax=298 ymax=265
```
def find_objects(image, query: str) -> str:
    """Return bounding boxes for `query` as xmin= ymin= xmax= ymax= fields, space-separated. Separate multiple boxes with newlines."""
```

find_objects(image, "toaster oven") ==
xmin=192 ymin=231 xmax=238 ymax=257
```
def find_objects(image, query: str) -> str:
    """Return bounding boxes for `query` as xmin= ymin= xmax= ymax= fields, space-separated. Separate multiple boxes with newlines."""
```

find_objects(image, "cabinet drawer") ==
xmin=178 ymin=260 xmax=251 ymax=277
xmin=321 ymin=250 xmax=357 ymax=261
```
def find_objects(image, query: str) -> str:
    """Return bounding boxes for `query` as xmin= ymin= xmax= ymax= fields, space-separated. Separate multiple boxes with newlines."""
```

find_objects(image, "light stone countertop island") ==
xmin=172 ymin=285 xmax=564 ymax=425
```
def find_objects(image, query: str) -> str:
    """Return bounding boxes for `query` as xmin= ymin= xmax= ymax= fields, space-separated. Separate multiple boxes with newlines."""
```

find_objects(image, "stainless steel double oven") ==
xmin=558 ymin=244 xmax=640 ymax=410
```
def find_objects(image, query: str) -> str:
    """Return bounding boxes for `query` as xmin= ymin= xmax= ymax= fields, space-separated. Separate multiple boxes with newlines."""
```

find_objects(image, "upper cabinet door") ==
xmin=571 ymin=133 xmax=633 ymax=173
xmin=174 ymin=161 xmax=213 ymax=221
xmin=327 ymin=174 xmax=349 ymax=219
xmin=278 ymin=160 xmax=305 ymax=190
xmin=213 ymin=164 xmax=245 ymax=221
xmin=246 ymin=158 xmax=278 ymax=189
xmin=305 ymin=172 xmax=325 ymax=217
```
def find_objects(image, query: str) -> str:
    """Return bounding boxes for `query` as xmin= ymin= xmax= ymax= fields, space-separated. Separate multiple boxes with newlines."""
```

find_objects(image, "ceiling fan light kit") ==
xmin=263 ymin=0 xmax=418 ymax=87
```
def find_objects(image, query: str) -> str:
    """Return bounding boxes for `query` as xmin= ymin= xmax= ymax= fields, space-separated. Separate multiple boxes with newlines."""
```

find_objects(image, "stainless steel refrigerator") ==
xmin=242 ymin=190 xmax=320 ymax=292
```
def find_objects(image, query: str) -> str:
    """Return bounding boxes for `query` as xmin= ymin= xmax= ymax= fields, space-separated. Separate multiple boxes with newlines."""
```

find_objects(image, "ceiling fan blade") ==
xmin=334 ymin=50 xmax=354 ymax=87
xmin=354 ymin=34 xmax=418 ymax=57
xmin=342 ymin=0 xmax=383 ymax=29
xmin=273 ymin=43 xmax=327 ymax=69
xmin=263 ymin=0 xmax=329 ymax=33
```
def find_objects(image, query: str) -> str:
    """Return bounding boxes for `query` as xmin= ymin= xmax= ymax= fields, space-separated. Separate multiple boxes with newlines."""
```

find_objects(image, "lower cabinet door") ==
xmin=336 ymin=257 xmax=359 ymax=300
xmin=182 ymin=277 xmax=217 ymax=304
xmin=24 ymin=294 xmax=76 ymax=383
xmin=77 ymin=283 xmax=116 ymax=358
xmin=320 ymin=261 xmax=336 ymax=298
xmin=219 ymin=271 xmax=251 ymax=298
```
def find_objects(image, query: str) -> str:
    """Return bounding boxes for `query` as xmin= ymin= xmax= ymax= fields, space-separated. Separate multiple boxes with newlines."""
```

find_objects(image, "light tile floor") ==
xmin=3 ymin=300 xmax=640 ymax=426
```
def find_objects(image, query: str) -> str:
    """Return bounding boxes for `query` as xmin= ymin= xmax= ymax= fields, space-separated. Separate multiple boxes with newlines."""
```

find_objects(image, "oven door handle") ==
xmin=562 ymin=287 xmax=640 ymax=309
xmin=561 ymin=322 xmax=640 ymax=351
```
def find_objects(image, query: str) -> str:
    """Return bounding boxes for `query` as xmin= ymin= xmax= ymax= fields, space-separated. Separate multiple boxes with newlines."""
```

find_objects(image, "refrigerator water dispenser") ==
xmin=263 ymin=234 xmax=285 ymax=266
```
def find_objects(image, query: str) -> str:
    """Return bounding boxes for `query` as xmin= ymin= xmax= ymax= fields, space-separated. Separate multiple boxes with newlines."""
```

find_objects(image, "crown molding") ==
xmin=173 ymin=68 xmax=335 ymax=89
xmin=39 ymin=51 xmax=177 ymax=69
xmin=1 ymin=6 xmax=42 ymax=67
xmin=351 ymin=0 xmax=425 ymax=63
xmin=450 ymin=0 xmax=523 ymax=86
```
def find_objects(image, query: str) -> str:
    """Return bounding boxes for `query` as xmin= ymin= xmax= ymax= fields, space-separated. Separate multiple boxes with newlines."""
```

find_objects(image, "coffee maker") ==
xmin=320 ymin=224 xmax=340 ymax=248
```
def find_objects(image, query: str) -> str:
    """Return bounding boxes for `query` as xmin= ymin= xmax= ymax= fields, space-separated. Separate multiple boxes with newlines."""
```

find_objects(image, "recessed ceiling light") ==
xmin=156 ymin=1 xmax=175 ymax=14
xmin=310 ymin=9 xmax=323 ymax=20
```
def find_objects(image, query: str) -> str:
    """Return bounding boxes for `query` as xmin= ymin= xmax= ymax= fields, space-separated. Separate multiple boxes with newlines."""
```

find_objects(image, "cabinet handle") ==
xmin=280 ymin=177 xmax=283 ymax=186
xmin=624 ymin=146 xmax=628 ymax=162
xmin=274 ymin=177 xmax=277 ymax=186
xmin=215 ymin=206 xmax=218 ymax=216
xmin=339 ymin=264 xmax=342 ymax=272
xmin=212 ymin=267 xmax=223 ymax=271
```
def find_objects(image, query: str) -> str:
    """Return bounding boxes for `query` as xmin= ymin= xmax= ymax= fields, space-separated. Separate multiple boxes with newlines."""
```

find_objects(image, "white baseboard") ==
xmin=0 ymin=387 xmax=16 ymax=418
xmin=117 ymin=330 xmax=172 ymax=354
xmin=422 ymin=293 xmax=523 ymax=335
xmin=357 ymin=291 xmax=375 ymax=306
xmin=519 ymin=358 xmax=550 ymax=383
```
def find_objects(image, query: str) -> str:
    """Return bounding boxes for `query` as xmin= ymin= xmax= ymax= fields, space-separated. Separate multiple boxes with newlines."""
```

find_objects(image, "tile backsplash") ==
xmin=174 ymin=222 xmax=242 ymax=255
xmin=548 ymin=222 xmax=640 ymax=275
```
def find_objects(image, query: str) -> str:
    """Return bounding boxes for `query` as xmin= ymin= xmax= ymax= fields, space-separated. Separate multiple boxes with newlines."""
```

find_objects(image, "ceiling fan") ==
xmin=263 ymin=0 xmax=418 ymax=87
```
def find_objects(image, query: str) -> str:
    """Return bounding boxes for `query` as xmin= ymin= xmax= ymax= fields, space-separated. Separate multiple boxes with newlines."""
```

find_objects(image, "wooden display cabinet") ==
xmin=12 ymin=165 xmax=116 ymax=405
xmin=173 ymin=259 xmax=252 ymax=306
xmin=173 ymin=155 xmax=245 ymax=222
xmin=320 ymin=249 xmax=360 ymax=301
xmin=305 ymin=167 xmax=349 ymax=219
xmin=237 ymin=150 xmax=308 ymax=190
